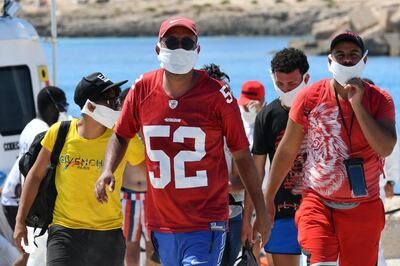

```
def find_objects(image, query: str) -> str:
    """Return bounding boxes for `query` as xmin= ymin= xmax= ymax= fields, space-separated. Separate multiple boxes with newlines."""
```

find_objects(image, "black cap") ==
xmin=330 ymin=31 xmax=365 ymax=53
xmin=74 ymin=72 xmax=128 ymax=108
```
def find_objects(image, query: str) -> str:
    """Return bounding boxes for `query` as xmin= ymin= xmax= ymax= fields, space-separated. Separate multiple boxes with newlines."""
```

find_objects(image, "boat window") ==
xmin=0 ymin=65 xmax=35 ymax=136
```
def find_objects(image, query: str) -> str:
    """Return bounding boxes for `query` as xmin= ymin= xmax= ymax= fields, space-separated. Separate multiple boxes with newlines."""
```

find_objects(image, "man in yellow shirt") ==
xmin=14 ymin=72 xmax=145 ymax=266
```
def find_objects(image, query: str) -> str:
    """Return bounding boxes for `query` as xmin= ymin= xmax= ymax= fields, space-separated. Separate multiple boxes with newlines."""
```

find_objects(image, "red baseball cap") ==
xmin=238 ymin=81 xmax=265 ymax=106
xmin=158 ymin=16 xmax=198 ymax=39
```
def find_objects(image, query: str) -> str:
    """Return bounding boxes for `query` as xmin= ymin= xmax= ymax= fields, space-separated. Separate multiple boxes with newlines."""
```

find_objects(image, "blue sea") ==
xmin=42 ymin=36 xmax=400 ymax=192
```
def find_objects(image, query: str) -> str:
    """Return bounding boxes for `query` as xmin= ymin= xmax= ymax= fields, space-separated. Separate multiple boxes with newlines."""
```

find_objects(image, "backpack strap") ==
xmin=49 ymin=121 xmax=71 ymax=166
xmin=33 ymin=120 xmax=71 ymax=245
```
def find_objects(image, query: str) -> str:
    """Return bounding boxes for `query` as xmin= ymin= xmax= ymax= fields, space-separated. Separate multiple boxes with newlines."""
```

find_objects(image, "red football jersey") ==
xmin=115 ymin=69 xmax=249 ymax=232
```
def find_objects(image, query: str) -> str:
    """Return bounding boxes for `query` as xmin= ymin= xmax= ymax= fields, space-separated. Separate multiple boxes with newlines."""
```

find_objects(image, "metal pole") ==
xmin=50 ymin=0 xmax=57 ymax=85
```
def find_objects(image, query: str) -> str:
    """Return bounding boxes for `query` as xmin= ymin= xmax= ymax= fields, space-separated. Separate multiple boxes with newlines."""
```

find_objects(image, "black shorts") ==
xmin=47 ymin=225 xmax=125 ymax=266
xmin=2 ymin=205 xmax=18 ymax=231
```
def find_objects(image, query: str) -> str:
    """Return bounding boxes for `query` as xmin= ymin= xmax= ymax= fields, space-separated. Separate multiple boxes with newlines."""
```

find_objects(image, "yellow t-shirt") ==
xmin=41 ymin=119 xmax=144 ymax=230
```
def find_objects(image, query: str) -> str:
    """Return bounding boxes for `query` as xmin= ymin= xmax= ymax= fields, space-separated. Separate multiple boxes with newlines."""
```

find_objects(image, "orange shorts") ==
xmin=295 ymin=193 xmax=385 ymax=266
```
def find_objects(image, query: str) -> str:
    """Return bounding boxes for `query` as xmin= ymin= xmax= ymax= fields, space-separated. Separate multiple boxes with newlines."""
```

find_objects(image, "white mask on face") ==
xmin=328 ymin=51 xmax=368 ymax=86
xmin=81 ymin=99 xmax=121 ymax=129
xmin=57 ymin=112 xmax=70 ymax=122
xmin=271 ymin=72 xmax=308 ymax=108
xmin=157 ymin=43 xmax=199 ymax=74
xmin=240 ymin=105 xmax=257 ymax=124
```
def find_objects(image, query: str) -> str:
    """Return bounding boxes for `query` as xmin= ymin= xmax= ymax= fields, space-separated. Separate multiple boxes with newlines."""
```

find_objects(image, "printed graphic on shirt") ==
xmin=59 ymin=154 xmax=103 ymax=171
xmin=142 ymin=125 xmax=208 ymax=190
xmin=304 ymin=103 xmax=348 ymax=196
xmin=275 ymin=129 xmax=306 ymax=195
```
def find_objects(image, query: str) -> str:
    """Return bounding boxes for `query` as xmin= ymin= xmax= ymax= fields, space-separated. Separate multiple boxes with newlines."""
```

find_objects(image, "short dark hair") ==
xmin=362 ymin=78 xmax=375 ymax=85
xmin=37 ymin=86 xmax=66 ymax=117
xmin=201 ymin=63 xmax=230 ymax=83
xmin=271 ymin=48 xmax=309 ymax=75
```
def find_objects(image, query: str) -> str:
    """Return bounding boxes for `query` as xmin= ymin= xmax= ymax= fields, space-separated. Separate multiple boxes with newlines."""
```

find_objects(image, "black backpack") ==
xmin=18 ymin=120 xmax=71 ymax=243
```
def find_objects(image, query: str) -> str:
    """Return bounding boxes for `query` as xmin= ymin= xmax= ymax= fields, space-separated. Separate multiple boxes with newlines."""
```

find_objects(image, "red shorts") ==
xmin=295 ymin=193 xmax=385 ymax=266
xmin=121 ymin=188 xmax=150 ymax=242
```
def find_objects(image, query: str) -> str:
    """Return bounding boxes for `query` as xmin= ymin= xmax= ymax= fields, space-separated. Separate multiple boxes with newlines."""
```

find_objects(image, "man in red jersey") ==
xmin=263 ymin=31 xmax=397 ymax=266
xmin=95 ymin=16 xmax=268 ymax=266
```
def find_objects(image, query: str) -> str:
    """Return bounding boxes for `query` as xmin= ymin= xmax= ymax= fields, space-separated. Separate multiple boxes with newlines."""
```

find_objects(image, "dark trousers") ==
xmin=47 ymin=225 xmax=125 ymax=266
xmin=221 ymin=213 xmax=243 ymax=266
xmin=2 ymin=205 xmax=18 ymax=230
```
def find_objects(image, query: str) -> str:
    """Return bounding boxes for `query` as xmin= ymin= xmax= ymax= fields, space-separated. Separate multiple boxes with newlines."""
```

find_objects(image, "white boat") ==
xmin=0 ymin=4 xmax=50 ymax=264
xmin=0 ymin=0 xmax=49 ymax=186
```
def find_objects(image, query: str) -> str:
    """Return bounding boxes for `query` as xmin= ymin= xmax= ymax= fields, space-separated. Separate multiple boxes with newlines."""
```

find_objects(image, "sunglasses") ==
xmin=161 ymin=36 xmax=196 ymax=50
xmin=46 ymin=89 xmax=69 ymax=112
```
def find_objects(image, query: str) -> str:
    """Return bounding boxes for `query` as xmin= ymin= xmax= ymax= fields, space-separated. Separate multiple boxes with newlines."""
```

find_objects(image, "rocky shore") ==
xmin=18 ymin=0 xmax=400 ymax=55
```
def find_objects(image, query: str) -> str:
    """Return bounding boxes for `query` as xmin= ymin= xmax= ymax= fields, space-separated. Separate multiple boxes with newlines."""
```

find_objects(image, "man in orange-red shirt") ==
xmin=264 ymin=32 xmax=396 ymax=266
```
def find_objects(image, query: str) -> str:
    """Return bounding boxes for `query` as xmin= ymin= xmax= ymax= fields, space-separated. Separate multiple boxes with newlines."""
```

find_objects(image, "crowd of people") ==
xmin=0 ymin=15 xmax=398 ymax=266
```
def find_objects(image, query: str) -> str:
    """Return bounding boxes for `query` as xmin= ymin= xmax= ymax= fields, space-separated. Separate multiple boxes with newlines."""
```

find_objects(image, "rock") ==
xmin=389 ymin=8 xmax=400 ymax=29
xmin=361 ymin=24 xmax=385 ymax=39
xmin=311 ymin=16 xmax=350 ymax=40
xmin=288 ymin=39 xmax=315 ymax=52
xmin=364 ymin=37 xmax=389 ymax=55
xmin=279 ymin=10 xmax=316 ymax=36
xmin=384 ymin=32 xmax=400 ymax=56
xmin=373 ymin=7 xmax=390 ymax=32
xmin=316 ymin=9 xmax=345 ymax=21
xmin=361 ymin=24 xmax=389 ymax=55
xmin=314 ymin=39 xmax=331 ymax=55
xmin=349 ymin=6 xmax=379 ymax=32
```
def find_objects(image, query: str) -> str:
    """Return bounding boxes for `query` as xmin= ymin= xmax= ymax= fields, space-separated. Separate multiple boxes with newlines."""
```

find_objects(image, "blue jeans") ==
xmin=152 ymin=227 xmax=227 ymax=266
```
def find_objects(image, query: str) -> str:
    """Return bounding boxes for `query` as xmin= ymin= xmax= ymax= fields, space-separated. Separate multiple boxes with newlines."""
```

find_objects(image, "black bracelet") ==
xmin=387 ymin=180 xmax=396 ymax=186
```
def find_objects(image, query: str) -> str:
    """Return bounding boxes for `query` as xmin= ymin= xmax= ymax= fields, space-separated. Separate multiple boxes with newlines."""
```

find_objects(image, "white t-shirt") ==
xmin=380 ymin=140 xmax=400 ymax=200
xmin=1 ymin=118 xmax=49 ymax=206
xmin=240 ymin=111 xmax=255 ymax=148
xmin=226 ymin=108 xmax=255 ymax=218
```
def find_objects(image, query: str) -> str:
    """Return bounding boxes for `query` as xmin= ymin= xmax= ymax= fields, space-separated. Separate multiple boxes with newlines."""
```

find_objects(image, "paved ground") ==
xmin=387 ymin=259 xmax=400 ymax=266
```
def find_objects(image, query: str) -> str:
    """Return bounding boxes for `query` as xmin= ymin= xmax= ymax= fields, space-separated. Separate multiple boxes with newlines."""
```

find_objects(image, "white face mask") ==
xmin=157 ymin=43 xmax=199 ymax=74
xmin=240 ymin=105 xmax=257 ymax=124
xmin=271 ymin=73 xmax=308 ymax=108
xmin=328 ymin=51 xmax=368 ymax=86
xmin=57 ymin=112 xmax=70 ymax=122
xmin=81 ymin=99 xmax=121 ymax=129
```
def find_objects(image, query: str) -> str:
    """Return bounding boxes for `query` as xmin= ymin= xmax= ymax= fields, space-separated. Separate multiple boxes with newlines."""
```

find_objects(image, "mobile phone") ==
xmin=344 ymin=158 xmax=368 ymax=198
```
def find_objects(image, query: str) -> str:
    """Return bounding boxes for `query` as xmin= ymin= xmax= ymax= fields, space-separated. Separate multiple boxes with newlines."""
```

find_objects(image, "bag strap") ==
xmin=234 ymin=240 xmax=258 ymax=265
xmin=32 ymin=121 xmax=71 ymax=245
xmin=49 ymin=121 xmax=71 ymax=166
